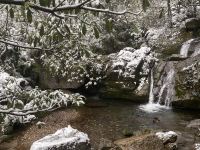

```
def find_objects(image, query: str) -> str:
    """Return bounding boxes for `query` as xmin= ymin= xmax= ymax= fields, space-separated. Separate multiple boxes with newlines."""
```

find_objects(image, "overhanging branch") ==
xmin=0 ymin=39 xmax=53 ymax=51
xmin=0 ymin=0 xmax=140 ymax=16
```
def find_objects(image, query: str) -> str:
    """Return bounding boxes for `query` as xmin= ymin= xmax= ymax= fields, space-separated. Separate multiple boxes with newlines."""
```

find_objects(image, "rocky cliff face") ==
xmin=172 ymin=54 xmax=200 ymax=109
xmin=152 ymin=18 xmax=200 ymax=109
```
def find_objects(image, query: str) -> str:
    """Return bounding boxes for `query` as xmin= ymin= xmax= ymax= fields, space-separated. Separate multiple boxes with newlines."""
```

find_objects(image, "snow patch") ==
xmin=195 ymin=143 xmax=200 ymax=150
xmin=156 ymin=131 xmax=177 ymax=142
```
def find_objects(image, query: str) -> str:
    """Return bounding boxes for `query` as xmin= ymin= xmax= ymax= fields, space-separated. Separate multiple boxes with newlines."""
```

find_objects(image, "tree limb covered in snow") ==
xmin=0 ymin=39 xmax=53 ymax=51
xmin=0 ymin=0 xmax=140 ymax=16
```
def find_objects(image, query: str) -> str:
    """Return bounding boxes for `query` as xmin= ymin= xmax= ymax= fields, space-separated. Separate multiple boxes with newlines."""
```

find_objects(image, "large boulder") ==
xmin=153 ymin=53 xmax=200 ymax=109
xmin=172 ymin=54 xmax=200 ymax=109
xmin=184 ymin=18 xmax=200 ymax=35
xmin=99 ymin=46 xmax=156 ymax=102
xmin=30 ymin=125 xmax=91 ymax=150
xmin=113 ymin=134 xmax=164 ymax=150
xmin=111 ymin=131 xmax=178 ymax=150
xmin=187 ymin=119 xmax=200 ymax=129
xmin=146 ymin=27 xmax=193 ymax=59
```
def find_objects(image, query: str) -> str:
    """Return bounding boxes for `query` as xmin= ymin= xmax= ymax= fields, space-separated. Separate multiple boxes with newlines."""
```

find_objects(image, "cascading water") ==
xmin=157 ymin=68 xmax=175 ymax=107
xmin=148 ymin=69 xmax=154 ymax=104
xmin=140 ymin=62 xmax=175 ymax=113
xmin=180 ymin=39 xmax=194 ymax=57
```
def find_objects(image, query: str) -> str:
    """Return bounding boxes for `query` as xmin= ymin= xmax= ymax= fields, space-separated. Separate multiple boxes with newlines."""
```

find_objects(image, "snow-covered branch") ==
xmin=0 ymin=0 xmax=138 ymax=17
xmin=0 ymin=39 xmax=53 ymax=51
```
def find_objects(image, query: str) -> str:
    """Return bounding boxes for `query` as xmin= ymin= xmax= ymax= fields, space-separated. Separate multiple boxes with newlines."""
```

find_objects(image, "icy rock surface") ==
xmin=30 ymin=125 xmax=91 ymax=150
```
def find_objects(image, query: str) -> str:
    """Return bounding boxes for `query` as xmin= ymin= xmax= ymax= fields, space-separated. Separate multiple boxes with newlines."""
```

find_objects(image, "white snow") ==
xmin=156 ymin=131 xmax=177 ymax=142
xmin=110 ymin=46 xmax=154 ymax=79
xmin=195 ymin=143 xmax=200 ymax=150
xmin=146 ymin=27 xmax=166 ymax=45
xmin=30 ymin=125 xmax=90 ymax=150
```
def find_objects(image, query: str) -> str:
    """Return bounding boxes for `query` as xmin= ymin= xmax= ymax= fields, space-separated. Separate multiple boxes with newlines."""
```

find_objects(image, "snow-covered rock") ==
xmin=194 ymin=143 xmax=200 ymax=150
xmin=156 ymin=131 xmax=178 ymax=144
xmin=100 ymin=46 xmax=156 ymax=102
xmin=187 ymin=119 xmax=200 ymax=129
xmin=30 ymin=125 xmax=91 ymax=150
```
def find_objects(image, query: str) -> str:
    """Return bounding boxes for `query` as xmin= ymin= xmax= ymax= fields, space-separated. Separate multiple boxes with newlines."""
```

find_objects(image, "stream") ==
xmin=1 ymin=97 xmax=200 ymax=150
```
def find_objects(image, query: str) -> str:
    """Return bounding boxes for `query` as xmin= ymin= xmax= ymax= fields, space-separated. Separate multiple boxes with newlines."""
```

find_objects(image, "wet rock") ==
xmin=153 ymin=117 xmax=160 ymax=124
xmin=156 ymin=131 xmax=178 ymax=145
xmin=36 ymin=121 xmax=46 ymax=129
xmin=167 ymin=54 xmax=188 ymax=61
xmin=113 ymin=133 xmax=173 ymax=150
xmin=184 ymin=18 xmax=200 ymax=32
xmin=166 ymin=143 xmax=178 ymax=150
xmin=187 ymin=119 xmax=200 ymax=129
xmin=30 ymin=125 xmax=91 ymax=150
xmin=172 ymin=53 xmax=200 ymax=109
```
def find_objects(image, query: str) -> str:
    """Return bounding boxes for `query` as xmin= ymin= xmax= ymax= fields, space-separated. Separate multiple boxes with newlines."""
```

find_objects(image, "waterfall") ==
xmin=149 ymin=69 xmax=154 ymax=104
xmin=139 ymin=62 xmax=175 ymax=113
xmin=180 ymin=39 xmax=194 ymax=57
xmin=139 ymin=68 xmax=166 ymax=113
xmin=157 ymin=68 xmax=175 ymax=107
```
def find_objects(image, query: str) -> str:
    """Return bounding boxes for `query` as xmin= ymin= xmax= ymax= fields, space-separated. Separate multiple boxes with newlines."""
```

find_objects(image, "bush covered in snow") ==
xmin=0 ymin=70 xmax=85 ymax=134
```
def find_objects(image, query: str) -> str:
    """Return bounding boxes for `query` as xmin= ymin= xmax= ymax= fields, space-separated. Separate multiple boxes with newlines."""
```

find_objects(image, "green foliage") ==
xmin=40 ymin=25 xmax=45 ymax=37
xmin=159 ymin=8 xmax=164 ymax=19
xmin=27 ymin=8 xmax=32 ymax=23
xmin=94 ymin=26 xmax=99 ymax=39
xmin=39 ymin=0 xmax=49 ymax=7
xmin=82 ymin=24 xmax=87 ymax=35
xmin=105 ymin=19 xmax=113 ymax=33
xmin=132 ymin=24 xmax=139 ymax=33
xmin=9 ymin=8 xmax=14 ymax=19
xmin=141 ymin=0 xmax=150 ymax=12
